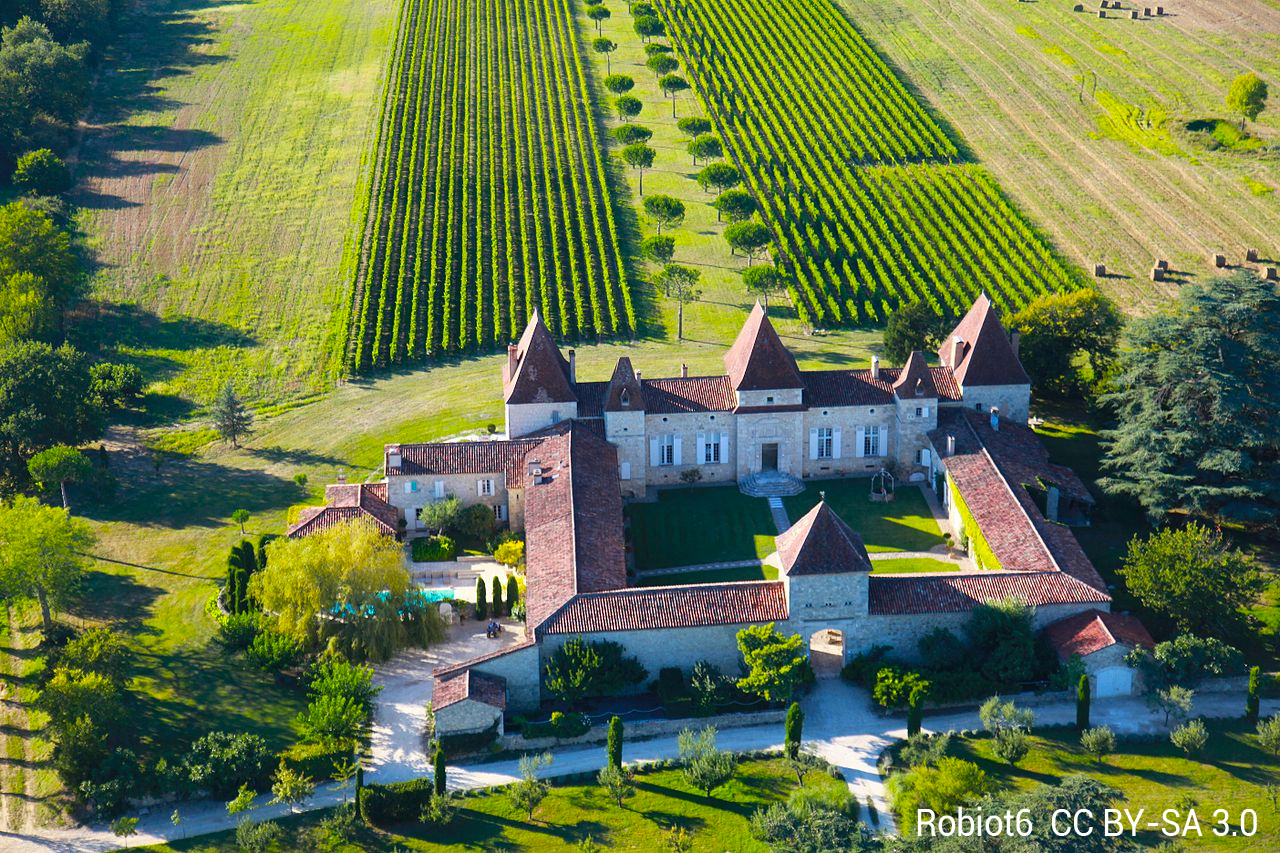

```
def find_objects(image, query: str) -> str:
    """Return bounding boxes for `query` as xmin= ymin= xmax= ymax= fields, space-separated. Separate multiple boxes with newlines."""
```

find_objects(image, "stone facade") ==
xmin=387 ymin=471 xmax=515 ymax=532
xmin=434 ymin=699 xmax=504 ymax=737
xmin=505 ymin=400 xmax=577 ymax=439
xmin=539 ymin=623 xmax=752 ymax=688
xmin=953 ymin=383 xmax=1032 ymax=424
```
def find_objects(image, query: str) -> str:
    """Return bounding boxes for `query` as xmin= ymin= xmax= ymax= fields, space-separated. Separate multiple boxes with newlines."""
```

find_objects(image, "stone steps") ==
xmin=739 ymin=470 xmax=806 ymax=498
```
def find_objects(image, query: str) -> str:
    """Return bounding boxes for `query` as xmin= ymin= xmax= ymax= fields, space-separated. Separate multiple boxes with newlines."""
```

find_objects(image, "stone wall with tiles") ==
xmin=387 ymin=472 xmax=514 ymax=533
xmin=798 ymin=405 xmax=897 ymax=480
xmin=642 ymin=411 xmax=738 ymax=488
xmin=539 ymin=623 xmax=754 ymax=690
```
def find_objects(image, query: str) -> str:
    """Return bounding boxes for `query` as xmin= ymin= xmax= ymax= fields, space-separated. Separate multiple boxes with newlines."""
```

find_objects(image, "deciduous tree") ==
xmin=0 ymin=494 xmax=92 ymax=632
xmin=13 ymin=148 xmax=71 ymax=194
xmin=678 ymin=726 xmax=736 ymax=798
xmin=882 ymin=300 xmax=949 ymax=364
xmin=735 ymin=622 xmax=808 ymax=703
xmin=27 ymin=444 xmax=90 ymax=510
xmin=1009 ymin=289 xmax=1122 ymax=397
xmin=713 ymin=187 xmax=755 ymax=222
xmin=0 ymin=340 xmax=100 ymax=490
xmin=1226 ymin=72 xmax=1268 ymax=129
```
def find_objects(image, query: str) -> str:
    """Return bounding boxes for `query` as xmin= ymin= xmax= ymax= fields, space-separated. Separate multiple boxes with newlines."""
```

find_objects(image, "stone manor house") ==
xmin=292 ymin=296 xmax=1152 ymax=737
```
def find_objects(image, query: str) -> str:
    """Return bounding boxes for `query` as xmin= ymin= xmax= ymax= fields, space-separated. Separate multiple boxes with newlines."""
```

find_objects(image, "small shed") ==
xmin=432 ymin=669 xmax=508 ymax=737
xmin=1043 ymin=609 xmax=1154 ymax=698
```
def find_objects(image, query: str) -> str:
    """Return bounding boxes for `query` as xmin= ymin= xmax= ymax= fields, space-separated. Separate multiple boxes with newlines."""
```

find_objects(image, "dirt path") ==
xmin=0 ymin=606 xmax=42 ymax=832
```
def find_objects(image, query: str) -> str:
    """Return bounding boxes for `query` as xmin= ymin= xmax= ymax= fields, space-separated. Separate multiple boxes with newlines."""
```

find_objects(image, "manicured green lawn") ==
xmin=637 ymin=564 xmax=780 ymax=587
xmin=784 ymin=479 xmax=944 ymax=554
xmin=870 ymin=557 xmax=959 ymax=574
xmin=933 ymin=720 xmax=1280 ymax=851
xmin=627 ymin=486 xmax=777 ymax=571
xmin=141 ymin=756 xmax=845 ymax=852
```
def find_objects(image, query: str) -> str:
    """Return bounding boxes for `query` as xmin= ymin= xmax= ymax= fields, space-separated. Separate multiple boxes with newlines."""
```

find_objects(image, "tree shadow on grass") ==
xmin=634 ymin=780 xmax=755 ymax=816
xmin=246 ymin=445 xmax=346 ymax=468
xmin=639 ymin=808 xmax=709 ymax=833
xmin=67 ymin=570 xmax=167 ymax=634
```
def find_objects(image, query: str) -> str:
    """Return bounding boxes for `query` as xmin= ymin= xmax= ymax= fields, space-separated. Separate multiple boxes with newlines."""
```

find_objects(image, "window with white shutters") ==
xmin=863 ymin=427 xmax=881 ymax=457
xmin=658 ymin=435 xmax=675 ymax=466
xmin=478 ymin=478 xmax=495 ymax=496
xmin=702 ymin=432 xmax=721 ymax=464
xmin=817 ymin=427 xmax=834 ymax=459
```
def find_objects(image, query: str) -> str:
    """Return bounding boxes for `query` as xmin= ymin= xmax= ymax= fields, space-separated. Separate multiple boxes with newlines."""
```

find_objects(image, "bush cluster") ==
xmin=358 ymin=777 xmax=433 ymax=826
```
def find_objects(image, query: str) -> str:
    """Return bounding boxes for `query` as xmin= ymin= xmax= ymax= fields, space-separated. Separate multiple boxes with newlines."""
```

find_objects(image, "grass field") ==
xmin=871 ymin=557 xmax=958 ymax=574
xmin=933 ymin=720 xmax=1280 ymax=850
xmin=627 ymin=485 xmax=777 ymax=571
xmin=73 ymin=0 xmax=400 ymax=407
xmin=784 ymin=479 xmax=945 ymax=554
xmin=834 ymin=0 xmax=1280 ymax=312
xmin=138 ymin=756 xmax=845 ymax=852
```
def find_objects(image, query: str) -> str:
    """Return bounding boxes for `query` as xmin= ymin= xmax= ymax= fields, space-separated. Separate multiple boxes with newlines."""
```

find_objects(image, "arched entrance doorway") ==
xmin=808 ymin=628 xmax=845 ymax=678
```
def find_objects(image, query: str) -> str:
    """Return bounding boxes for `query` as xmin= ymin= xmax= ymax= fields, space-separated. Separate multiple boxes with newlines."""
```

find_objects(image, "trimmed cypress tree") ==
xmin=785 ymin=702 xmax=804 ymax=758
xmin=491 ymin=576 xmax=503 ymax=617
xmin=1077 ymin=674 xmax=1091 ymax=730
xmin=907 ymin=689 xmax=923 ymax=738
xmin=607 ymin=716 xmax=623 ymax=769
xmin=433 ymin=746 xmax=447 ymax=797
xmin=474 ymin=577 xmax=487 ymax=620
xmin=506 ymin=575 xmax=519 ymax=615
xmin=1247 ymin=666 xmax=1262 ymax=724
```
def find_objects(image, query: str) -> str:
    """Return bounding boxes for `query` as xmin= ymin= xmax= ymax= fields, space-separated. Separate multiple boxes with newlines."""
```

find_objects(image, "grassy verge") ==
xmin=784 ymin=479 xmax=944 ymax=554
xmin=627 ymin=486 xmax=777 ymax=571
xmin=140 ymin=756 xmax=846 ymax=851
xmin=871 ymin=557 xmax=960 ymax=574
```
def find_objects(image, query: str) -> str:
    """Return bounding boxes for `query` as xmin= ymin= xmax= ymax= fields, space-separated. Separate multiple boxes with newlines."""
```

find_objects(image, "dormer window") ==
xmin=915 ymin=378 xmax=924 ymax=396
xmin=620 ymin=389 xmax=630 ymax=407
xmin=766 ymin=396 xmax=775 ymax=404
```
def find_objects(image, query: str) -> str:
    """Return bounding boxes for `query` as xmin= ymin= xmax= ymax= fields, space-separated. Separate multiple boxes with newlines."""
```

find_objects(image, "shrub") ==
xmin=992 ymin=728 xmax=1031 ymax=766
xmin=888 ymin=757 xmax=989 ymax=833
xmin=246 ymin=629 xmax=303 ymax=671
xmin=1170 ymin=719 xmax=1208 ymax=755
xmin=278 ymin=739 xmax=356 ymax=782
xmin=543 ymin=637 xmax=647 ymax=706
xmin=1256 ymin=714 xmax=1280 ymax=756
xmin=898 ymin=731 xmax=952 ymax=770
xmin=218 ymin=612 xmax=259 ymax=651
xmin=358 ymin=777 xmax=433 ymax=825
xmin=412 ymin=535 xmax=456 ymax=562
xmin=185 ymin=732 xmax=272 ymax=798
xmin=494 ymin=539 xmax=524 ymax=569
xmin=918 ymin=627 xmax=966 ymax=671
xmin=1080 ymin=726 xmax=1117 ymax=765
xmin=307 ymin=656 xmax=379 ymax=715
xmin=298 ymin=694 xmax=367 ymax=743
xmin=840 ymin=645 xmax=890 ymax=686
xmin=872 ymin=667 xmax=929 ymax=710
xmin=13 ymin=149 xmax=72 ymax=195
xmin=521 ymin=711 xmax=591 ymax=740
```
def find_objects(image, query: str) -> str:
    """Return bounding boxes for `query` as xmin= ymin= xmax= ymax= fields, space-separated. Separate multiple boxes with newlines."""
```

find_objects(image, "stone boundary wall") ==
xmin=501 ymin=708 xmax=787 ymax=751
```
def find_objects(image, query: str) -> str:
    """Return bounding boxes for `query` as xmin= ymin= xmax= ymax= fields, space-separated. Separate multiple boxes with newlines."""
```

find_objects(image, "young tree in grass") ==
xmin=1170 ymin=719 xmax=1208 ymax=756
xmin=642 ymin=194 xmax=685 ymax=233
xmin=474 ymin=576 xmax=487 ymax=620
xmin=433 ymin=746 xmax=447 ymax=796
xmin=687 ymin=133 xmax=721 ymax=165
xmin=676 ymin=116 xmax=711 ymax=137
xmin=633 ymin=14 xmax=664 ymax=43
xmin=1080 ymin=725 xmax=1116 ymax=765
xmin=620 ymin=143 xmax=655 ymax=195
xmin=0 ymin=495 xmax=92 ymax=633
xmin=1257 ymin=714 xmax=1280 ymax=756
xmin=1077 ymin=674 xmax=1091 ymax=730
xmin=1248 ymin=666 xmax=1262 ymax=724
xmin=592 ymin=37 xmax=617 ymax=73
xmin=607 ymin=715 xmax=623 ymax=768
xmin=724 ymin=220 xmax=771 ymax=265
xmin=646 ymin=53 xmax=678 ymax=79
xmin=1118 ymin=524 xmax=1262 ymax=638
xmin=490 ymin=575 xmax=503 ymax=617
xmin=696 ymin=162 xmax=739 ymax=194
xmin=1151 ymin=685 xmax=1194 ymax=727
xmin=658 ymin=73 xmax=689 ymax=117
xmin=656 ymin=263 xmax=701 ymax=342
xmin=1226 ymin=72 xmax=1268 ymax=129
xmin=586 ymin=3 xmax=610 ymax=34
xmin=742 ymin=264 xmax=784 ymax=309
xmin=231 ymin=508 xmax=250 ymax=534
xmin=0 ymin=341 xmax=102 ymax=488
xmin=597 ymin=763 xmax=635 ymax=808
xmin=615 ymin=95 xmax=642 ymax=122
xmin=27 ymin=445 xmax=90 ymax=511
xmin=678 ymin=726 xmax=737 ymax=798
xmin=212 ymin=382 xmax=253 ymax=448
xmin=604 ymin=73 xmax=634 ymax=96
xmin=713 ymin=187 xmax=756 ymax=222
xmin=785 ymin=701 xmax=804 ymax=758
xmin=506 ymin=575 xmax=519 ymax=615
xmin=785 ymin=749 xmax=824 ymax=787
xmin=640 ymin=234 xmax=675 ymax=266
xmin=509 ymin=753 xmax=552 ymax=820
xmin=735 ymin=623 xmax=808 ymax=703
xmin=611 ymin=123 xmax=651 ymax=145
xmin=270 ymin=760 xmax=315 ymax=811
xmin=992 ymin=728 xmax=1030 ymax=766
xmin=110 ymin=816 xmax=139 ymax=848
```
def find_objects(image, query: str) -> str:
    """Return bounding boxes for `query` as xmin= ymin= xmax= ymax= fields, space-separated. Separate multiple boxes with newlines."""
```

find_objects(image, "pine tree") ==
xmin=607 ymin=716 xmax=623 ymax=769
xmin=211 ymin=382 xmax=253 ymax=448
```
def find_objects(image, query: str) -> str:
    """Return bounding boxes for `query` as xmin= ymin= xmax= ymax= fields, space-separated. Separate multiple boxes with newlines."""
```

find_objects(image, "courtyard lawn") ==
xmin=141 ymin=756 xmax=842 ymax=852
xmin=870 ymin=557 xmax=960 ymax=574
xmin=637 ymin=564 xmax=780 ymax=587
xmin=934 ymin=719 xmax=1280 ymax=851
xmin=627 ymin=486 xmax=777 ymax=571
xmin=784 ymin=479 xmax=944 ymax=553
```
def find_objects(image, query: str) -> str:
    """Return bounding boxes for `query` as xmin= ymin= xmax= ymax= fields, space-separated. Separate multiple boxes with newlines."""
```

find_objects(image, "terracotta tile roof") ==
xmin=892 ymin=351 xmax=938 ymax=399
xmin=868 ymin=571 xmax=1110 ymax=615
xmin=641 ymin=376 xmax=736 ymax=413
xmin=802 ymin=369 xmax=894 ymax=407
xmin=524 ymin=422 xmax=627 ymax=631
xmin=387 ymin=438 xmax=543 ymax=484
xmin=503 ymin=312 xmax=577 ymax=404
xmin=724 ymin=303 xmax=805 ymax=391
xmin=939 ymin=294 xmax=1030 ymax=387
xmin=1043 ymin=609 xmax=1155 ymax=661
xmin=434 ymin=638 xmax=537 ymax=678
xmin=575 ymin=381 xmax=608 ymax=418
xmin=287 ymin=485 xmax=400 ymax=539
xmin=538 ymin=581 xmax=788 ymax=634
xmin=776 ymin=501 xmax=872 ymax=576
xmin=431 ymin=669 xmax=507 ymax=711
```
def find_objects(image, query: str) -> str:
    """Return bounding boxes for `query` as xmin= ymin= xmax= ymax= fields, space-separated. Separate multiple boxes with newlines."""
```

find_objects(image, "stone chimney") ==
xmin=990 ymin=407 xmax=1000 ymax=431
xmin=946 ymin=434 xmax=955 ymax=456
xmin=336 ymin=470 xmax=347 ymax=484
xmin=635 ymin=370 xmax=642 ymax=381
xmin=681 ymin=363 xmax=689 ymax=378
xmin=1010 ymin=331 xmax=1021 ymax=358
xmin=568 ymin=349 xmax=577 ymax=384
xmin=949 ymin=336 xmax=966 ymax=368
xmin=506 ymin=343 xmax=519 ymax=379
xmin=870 ymin=355 xmax=880 ymax=380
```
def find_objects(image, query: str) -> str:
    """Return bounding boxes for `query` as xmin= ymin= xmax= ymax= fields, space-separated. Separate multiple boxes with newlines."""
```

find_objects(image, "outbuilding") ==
xmin=1043 ymin=609 xmax=1154 ymax=698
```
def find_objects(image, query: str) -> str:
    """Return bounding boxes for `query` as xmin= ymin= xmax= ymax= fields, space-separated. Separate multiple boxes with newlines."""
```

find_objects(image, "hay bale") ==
xmin=1143 ymin=6 xmax=1151 ymax=14
xmin=1130 ymin=9 xmax=1139 ymax=18
xmin=1093 ymin=263 xmax=1107 ymax=277
xmin=1074 ymin=2 xmax=1084 ymax=8
xmin=1246 ymin=248 xmax=1259 ymax=262
xmin=1151 ymin=267 xmax=1165 ymax=282
xmin=1156 ymin=5 xmax=1164 ymax=13
xmin=1156 ymin=259 xmax=1169 ymax=270
xmin=1266 ymin=267 xmax=1278 ymax=281
xmin=1098 ymin=9 xmax=1106 ymax=16
xmin=1213 ymin=253 xmax=1227 ymax=268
